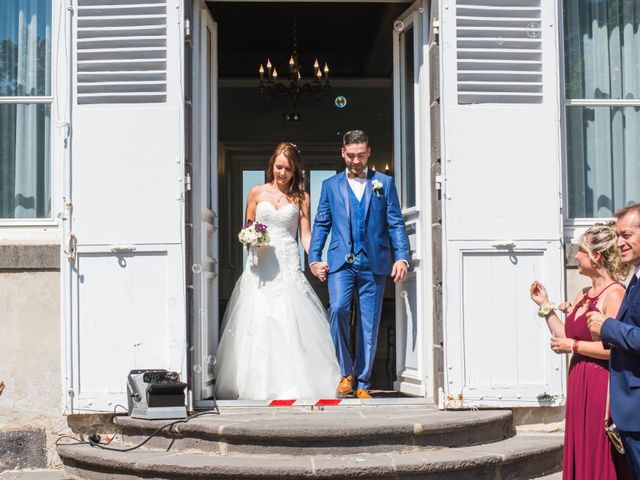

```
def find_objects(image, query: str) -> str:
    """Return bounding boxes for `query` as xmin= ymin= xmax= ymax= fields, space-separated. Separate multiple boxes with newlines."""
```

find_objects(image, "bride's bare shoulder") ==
xmin=247 ymin=184 xmax=270 ymax=201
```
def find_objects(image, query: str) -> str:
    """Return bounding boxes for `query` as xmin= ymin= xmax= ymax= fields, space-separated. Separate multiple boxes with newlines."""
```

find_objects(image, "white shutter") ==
xmin=76 ymin=0 xmax=167 ymax=104
xmin=440 ymin=0 xmax=565 ymax=407
xmin=62 ymin=0 xmax=186 ymax=413
xmin=455 ymin=0 xmax=543 ymax=104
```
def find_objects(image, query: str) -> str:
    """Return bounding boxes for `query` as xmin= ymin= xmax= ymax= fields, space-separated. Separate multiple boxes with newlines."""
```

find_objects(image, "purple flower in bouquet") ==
xmin=238 ymin=220 xmax=270 ymax=247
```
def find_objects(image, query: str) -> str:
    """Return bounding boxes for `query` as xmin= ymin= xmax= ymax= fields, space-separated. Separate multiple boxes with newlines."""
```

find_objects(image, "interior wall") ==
xmin=218 ymin=84 xmax=394 ymax=168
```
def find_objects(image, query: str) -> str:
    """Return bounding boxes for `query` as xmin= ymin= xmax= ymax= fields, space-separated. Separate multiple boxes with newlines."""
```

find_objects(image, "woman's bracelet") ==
xmin=537 ymin=302 xmax=555 ymax=318
xmin=572 ymin=339 xmax=580 ymax=354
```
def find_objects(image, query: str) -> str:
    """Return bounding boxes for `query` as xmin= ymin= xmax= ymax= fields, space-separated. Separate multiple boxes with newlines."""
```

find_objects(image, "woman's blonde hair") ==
xmin=579 ymin=222 xmax=630 ymax=280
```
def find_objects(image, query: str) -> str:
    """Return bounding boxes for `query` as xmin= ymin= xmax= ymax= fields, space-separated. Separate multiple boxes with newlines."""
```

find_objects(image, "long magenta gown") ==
xmin=563 ymin=284 xmax=629 ymax=480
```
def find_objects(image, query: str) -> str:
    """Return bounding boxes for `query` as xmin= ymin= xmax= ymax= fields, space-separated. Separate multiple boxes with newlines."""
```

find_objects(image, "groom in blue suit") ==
xmin=309 ymin=130 xmax=410 ymax=399
xmin=588 ymin=203 xmax=640 ymax=477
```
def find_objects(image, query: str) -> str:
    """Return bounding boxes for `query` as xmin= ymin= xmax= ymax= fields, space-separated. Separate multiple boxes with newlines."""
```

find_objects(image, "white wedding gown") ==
xmin=214 ymin=201 xmax=341 ymax=400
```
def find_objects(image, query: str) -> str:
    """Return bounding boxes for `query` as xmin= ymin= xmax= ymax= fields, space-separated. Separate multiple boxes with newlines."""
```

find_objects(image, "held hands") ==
xmin=391 ymin=260 xmax=408 ymax=283
xmin=586 ymin=311 xmax=606 ymax=341
xmin=550 ymin=336 xmax=573 ymax=354
xmin=310 ymin=262 xmax=329 ymax=282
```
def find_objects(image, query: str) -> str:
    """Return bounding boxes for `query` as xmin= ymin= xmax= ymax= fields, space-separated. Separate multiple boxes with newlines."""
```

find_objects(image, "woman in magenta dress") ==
xmin=531 ymin=223 xmax=629 ymax=480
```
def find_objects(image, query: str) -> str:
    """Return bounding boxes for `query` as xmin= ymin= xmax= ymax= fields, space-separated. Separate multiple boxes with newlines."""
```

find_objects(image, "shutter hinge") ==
xmin=185 ymin=18 xmax=191 ymax=39
xmin=432 ymin=18 xmax=440 ymax=35
xmin=435 ymin=174 xmax=443 ymax=191
xmin=185 ymin=173 xmax=192 ymax=191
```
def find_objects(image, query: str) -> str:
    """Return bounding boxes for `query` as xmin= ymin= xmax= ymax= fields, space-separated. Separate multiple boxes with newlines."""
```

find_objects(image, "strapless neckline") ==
xmin=256 ymin=200 xmax=299 ymax=214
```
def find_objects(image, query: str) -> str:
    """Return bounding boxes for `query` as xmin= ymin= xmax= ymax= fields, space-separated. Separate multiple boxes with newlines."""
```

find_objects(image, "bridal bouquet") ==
xmin=238 ymin=220 xmax=270 ymax=248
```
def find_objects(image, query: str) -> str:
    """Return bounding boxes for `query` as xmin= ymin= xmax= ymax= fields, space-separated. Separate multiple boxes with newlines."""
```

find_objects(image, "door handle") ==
xmin=111 ymin=245 xmax=137 ymax=254
xmin=491 ymin=242 xmax=516 ymax=250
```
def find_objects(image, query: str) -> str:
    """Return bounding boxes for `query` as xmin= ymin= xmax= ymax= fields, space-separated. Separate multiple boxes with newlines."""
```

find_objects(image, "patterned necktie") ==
xmin=347 ymin=172 xmax=366 ymax=179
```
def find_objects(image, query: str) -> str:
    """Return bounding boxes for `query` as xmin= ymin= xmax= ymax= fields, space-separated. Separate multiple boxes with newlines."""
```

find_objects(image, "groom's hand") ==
xmin=310 ymin=262 xmax=329 ymax=282
xmin=391 ymin=261 xmax=408 ymax=283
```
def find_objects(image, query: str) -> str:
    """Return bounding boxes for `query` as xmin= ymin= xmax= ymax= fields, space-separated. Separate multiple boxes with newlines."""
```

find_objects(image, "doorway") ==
xmin=192 ymin=0 xmax=432 ymax=405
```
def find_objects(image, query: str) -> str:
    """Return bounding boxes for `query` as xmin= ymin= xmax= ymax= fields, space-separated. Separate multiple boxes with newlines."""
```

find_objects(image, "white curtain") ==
xmin=564 ymin=0 xmax=640 ymax=218
xmin=0 ymin=0 xmax=51 ymax=219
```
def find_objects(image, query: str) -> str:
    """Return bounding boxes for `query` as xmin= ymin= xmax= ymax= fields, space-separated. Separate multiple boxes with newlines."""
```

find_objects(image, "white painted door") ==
xmin=62 ymin=0 xmax=186 ymax=413
xmin=393 ymin=0 xmax=434 ymax=399
xmin=191 ymin=4 xmax=219 ymax=405
xmin=440 ymin=0 xmax=565 ymax=407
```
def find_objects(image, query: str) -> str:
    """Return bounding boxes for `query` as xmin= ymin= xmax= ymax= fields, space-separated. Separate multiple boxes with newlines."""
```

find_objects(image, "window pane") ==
xmin=563 ymin=0 xmax=640 ymax=100
xmin=400 ymin=25 xmax=416 ymax=209
xmin=0 ymin=103 xmax=51 ymax=218
xmin=0 ymin=0 xmax=52 ymax=96
xmin=566 ymin=105 xmax=640 ymax=218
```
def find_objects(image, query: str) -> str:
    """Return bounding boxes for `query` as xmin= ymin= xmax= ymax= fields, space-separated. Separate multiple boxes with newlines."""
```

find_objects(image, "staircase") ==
xmin=57 ymin=405 xmax=562 ymax=479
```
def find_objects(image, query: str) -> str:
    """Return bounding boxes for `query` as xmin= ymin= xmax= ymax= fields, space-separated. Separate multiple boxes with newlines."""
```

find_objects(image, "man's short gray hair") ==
xmin=614 ymin=203 xmax=640 ymax=226
xmin=343 ymin=130 xmax=369 ymax=146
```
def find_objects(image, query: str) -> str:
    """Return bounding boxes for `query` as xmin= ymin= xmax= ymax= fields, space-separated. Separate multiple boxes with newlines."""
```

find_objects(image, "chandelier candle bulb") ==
xmin=266 ymin=59 xmax=272 ymax=70
xmin=259 ymin=64 xmax=264 ymax=80
xmin=272 ymin=67 xmax=278 ymax=79
xmin=314 ymin=58 xmax=320 ymax=69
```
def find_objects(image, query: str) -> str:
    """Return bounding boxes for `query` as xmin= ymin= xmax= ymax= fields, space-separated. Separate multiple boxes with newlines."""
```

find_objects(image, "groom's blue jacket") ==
xmin=601 ymin=273 xmax=640 ymax=431
xmin=309 ymin=170 xmax=410 ymax=276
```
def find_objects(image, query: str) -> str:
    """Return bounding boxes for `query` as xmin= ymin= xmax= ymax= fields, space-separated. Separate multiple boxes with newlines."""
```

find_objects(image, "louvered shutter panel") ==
xmin=76 ymin=0 xmax=167 ymax=104
xmin=440 ymin=0 xmax=565 ymax=407
xmin=456 ymin=0 xmax=542 ymax=104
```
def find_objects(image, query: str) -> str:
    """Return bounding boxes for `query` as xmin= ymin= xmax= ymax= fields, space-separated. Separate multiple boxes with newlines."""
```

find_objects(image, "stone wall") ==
xmin=0 ymin=245 xmax=66 ymax=470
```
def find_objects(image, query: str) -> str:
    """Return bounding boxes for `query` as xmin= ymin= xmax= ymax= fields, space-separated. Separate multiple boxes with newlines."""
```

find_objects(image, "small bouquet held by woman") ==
xmin=238 ymin=220 xmax=269 ymax=265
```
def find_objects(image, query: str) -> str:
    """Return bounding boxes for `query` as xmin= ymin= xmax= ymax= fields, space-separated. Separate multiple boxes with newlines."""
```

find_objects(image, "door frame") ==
xmin=196 ymin=0 xmax=434 ymax=404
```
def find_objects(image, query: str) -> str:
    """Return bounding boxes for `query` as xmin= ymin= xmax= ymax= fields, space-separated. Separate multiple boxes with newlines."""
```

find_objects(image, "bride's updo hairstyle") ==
xmin=579 ymin=223 xmax=630 ymax=280
xmin=266 ymin=142 xmax=305 ymax=206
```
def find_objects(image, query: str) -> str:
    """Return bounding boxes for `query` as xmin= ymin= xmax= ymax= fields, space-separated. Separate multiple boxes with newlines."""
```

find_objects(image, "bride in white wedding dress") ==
xmin=215 ymin=142 xmax=340 ymax=400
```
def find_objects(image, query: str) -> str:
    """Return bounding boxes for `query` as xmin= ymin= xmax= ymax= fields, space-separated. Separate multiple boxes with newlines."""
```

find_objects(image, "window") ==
xmin=0 ymin=1 xmax=52 ymax=219
xmin=563 ymin=0 xmax=640 ymax=219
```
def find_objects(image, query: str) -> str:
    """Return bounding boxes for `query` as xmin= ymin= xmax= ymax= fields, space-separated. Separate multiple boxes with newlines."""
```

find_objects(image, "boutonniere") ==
xmin=372 ymin=179 xmax=383 ymax=197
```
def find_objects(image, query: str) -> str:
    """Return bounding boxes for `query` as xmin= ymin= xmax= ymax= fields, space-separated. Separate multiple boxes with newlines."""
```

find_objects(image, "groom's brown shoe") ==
xmin=336 ymin=375 xmax=356 ymax=397
xmin=355 ymin=389 xmax=372 ymax=399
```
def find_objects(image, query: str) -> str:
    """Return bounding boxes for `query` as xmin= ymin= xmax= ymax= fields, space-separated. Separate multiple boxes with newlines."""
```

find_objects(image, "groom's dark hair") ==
xmin=343 ymin=130 xmax=369 ymax=146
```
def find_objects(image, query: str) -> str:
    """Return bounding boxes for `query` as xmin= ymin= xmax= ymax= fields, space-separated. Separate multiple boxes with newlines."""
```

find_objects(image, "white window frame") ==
xmin=0 ymin=0 xmax=66 ymax=243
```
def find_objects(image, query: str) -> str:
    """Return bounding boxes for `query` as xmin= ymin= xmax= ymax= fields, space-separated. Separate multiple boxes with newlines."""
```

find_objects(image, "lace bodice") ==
xmin=245 ymin=201 xmax=303 ymax=284
xmin=255 ymin=201 xmax=299 ymax=240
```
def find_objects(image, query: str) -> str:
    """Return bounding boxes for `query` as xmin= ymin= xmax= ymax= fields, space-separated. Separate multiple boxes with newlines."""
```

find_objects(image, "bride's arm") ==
xmin=299 ymin=193 xmax=312 ymax=254
xmin=245 ymin=186 xmax=259 ymax=223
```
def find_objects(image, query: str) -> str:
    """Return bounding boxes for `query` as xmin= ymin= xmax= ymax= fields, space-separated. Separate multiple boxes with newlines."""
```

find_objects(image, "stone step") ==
xmin=58 ymin=434 xmax=563 ymax=480
xmin=115 ymin=406 xmax=514 ymax=455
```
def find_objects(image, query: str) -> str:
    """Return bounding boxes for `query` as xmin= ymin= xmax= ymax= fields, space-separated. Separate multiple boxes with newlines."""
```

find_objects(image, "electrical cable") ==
xmin=56 ymin=409 xmax=220 ymax=453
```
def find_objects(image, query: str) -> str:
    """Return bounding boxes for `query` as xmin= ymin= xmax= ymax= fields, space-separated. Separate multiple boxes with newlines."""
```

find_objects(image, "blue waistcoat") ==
xmin=348 ymin=186 xmax=366 ymax=255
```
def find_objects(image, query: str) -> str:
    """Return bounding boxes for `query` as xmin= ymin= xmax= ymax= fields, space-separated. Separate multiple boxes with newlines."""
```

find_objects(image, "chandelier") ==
xmin=258 ymin=10 xmax=330 ymax=106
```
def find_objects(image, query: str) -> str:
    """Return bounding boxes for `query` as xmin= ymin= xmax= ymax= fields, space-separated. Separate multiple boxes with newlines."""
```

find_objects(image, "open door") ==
xmin=440 ymin=0 xmax=565 ymax=408
xmin=62 ymin=0 xmax=186 ymax=413
xmin=392 ymin=0 xmax=434 ymax=399
xmin=191 ymin=3 xmax=219 ymax=406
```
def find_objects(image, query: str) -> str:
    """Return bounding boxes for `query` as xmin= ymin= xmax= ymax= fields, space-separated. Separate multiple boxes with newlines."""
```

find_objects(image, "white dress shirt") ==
xmin=347 ymin=168 xmax=368 ymax=201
